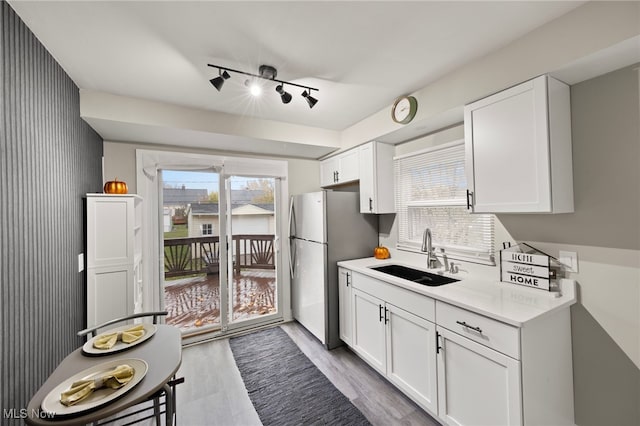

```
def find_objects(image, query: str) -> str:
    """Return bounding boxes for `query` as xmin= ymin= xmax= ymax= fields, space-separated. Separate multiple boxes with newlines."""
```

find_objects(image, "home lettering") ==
xmin=509 ymin=253 xmax=534 ymax=263
xmin=509 ymin=274 xmax=539 ymax=287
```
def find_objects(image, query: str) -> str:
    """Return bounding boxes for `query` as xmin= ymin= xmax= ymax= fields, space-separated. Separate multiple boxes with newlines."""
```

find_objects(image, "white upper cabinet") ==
xmin=359 ymin=141 xmax=394 ymax=214
xmin=464 ymin=75 xmax=574 ymax=213
xmin=320 ymin=148 xmax=359 ymax=187
xmin=320 ymin=141 xmax=395 ymax=214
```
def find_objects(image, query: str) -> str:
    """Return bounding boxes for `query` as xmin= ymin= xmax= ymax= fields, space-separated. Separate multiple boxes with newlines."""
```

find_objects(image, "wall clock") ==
xmin=391 ymin=95 xmax=418 ymax=124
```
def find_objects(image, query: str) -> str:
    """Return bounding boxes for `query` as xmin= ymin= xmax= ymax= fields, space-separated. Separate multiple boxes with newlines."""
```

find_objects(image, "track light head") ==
xmin=302 ymin=90 xmax=318 ymax=109
xmin=275 ymin=85 xmax=292 ymax=104
xmin=210 ymin=70 xmax=230 ymax=91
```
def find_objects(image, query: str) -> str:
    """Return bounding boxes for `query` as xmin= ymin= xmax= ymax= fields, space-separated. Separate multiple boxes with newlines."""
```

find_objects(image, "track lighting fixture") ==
xmin=209 ymin=69 xmax=230 ymax=91
xmin=207 ymin=63 xmax=318 ymax=108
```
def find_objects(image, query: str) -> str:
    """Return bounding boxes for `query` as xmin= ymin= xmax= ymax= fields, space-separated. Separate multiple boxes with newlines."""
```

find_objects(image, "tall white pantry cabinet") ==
xmin=86 ymin=194 xmax=143 ymax=328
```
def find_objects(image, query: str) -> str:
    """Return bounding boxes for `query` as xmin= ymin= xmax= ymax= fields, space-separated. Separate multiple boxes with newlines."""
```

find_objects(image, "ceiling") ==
xmin=10 ymin=1 xmax=586 ymax=152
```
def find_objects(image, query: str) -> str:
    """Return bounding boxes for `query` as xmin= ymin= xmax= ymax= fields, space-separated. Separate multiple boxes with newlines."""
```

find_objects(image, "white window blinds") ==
xmin=394 ymin=140 xmax=495 ymax=264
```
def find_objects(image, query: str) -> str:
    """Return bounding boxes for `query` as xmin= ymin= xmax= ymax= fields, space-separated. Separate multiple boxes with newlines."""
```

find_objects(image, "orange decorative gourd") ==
xmin=103 ymin=178 xmax=128 ymax=194
xmin=374 ymin=246 xmax=390 ymax=259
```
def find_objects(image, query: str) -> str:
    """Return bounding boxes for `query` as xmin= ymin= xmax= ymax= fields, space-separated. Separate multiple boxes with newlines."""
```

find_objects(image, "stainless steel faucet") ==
xmin=422 ymin=228 xmax=438 ymax=269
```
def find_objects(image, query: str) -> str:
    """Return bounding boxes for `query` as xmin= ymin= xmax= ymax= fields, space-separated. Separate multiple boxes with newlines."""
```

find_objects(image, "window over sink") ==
xmin=394 ymin=140 xmax=495 ymax=264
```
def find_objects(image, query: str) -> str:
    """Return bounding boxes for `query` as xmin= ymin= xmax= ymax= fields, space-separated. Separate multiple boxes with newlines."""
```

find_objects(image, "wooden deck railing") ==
xmin=164 ymin=234 xmax=275 ymax=279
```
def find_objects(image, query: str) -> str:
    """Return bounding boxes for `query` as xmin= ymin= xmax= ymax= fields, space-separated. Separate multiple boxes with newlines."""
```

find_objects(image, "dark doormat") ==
xmin=229 ymin=327 xmax=371 ymax=426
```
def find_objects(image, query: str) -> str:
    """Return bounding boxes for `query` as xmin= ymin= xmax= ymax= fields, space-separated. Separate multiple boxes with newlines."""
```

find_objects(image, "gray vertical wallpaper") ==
xmin=0 ymin=2 xmax=103 ymax=419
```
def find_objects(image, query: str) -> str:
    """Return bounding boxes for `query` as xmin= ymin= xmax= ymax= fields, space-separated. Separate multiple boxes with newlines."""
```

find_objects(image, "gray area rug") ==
xmin=229 ymin=327 xmax=371 ymax=426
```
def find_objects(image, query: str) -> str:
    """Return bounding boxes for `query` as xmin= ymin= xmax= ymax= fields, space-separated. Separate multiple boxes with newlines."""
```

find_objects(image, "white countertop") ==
xmin=337 ymin=257 xmax=576 ymax=327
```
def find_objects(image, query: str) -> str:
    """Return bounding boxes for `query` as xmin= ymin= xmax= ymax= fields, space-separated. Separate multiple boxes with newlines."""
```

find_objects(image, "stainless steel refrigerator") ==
xmin=289 ymin=191 xmax=378 ymax=349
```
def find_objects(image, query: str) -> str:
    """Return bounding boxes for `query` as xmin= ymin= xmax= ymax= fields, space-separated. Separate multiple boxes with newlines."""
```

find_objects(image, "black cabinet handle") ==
xmin=333 ymin=171 xmax=337 ymax=182
xmin=369 ymin=197 xmax=373 ymax=212
xmin=466 ymin=190 xmax=473 ymax=210
xmin=346 ymin=272 xmax=350 ymax=287
xmin=456 ymin=320 xmax=483 ymax=334
xmin=384 ymin=307 xmax=389 ymax=324
xmin=336 ymin=171 xmax=339 ymax=182
xmin=436 ymin=331 xmax=442 ymax=354
xmin=379 ymin=304 xmax=383 ymax=322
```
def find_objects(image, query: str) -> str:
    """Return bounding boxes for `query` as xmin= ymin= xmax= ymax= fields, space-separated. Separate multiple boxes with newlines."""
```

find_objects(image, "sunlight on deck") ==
xmin=164 ymin=270 xmax=276 ymax=332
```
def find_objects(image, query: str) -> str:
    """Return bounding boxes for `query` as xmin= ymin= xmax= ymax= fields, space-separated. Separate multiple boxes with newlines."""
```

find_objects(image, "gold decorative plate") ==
xmin=82 ymin=323 xmax=157 ymax=356
xmin=41 ymin=358 xmax=148 ymax=417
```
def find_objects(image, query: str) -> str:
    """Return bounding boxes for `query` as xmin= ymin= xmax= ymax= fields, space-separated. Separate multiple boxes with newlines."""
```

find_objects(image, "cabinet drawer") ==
xmin=436 ymin=302 xmax=520 ymax=359
xmin=353 ymin=272 xmax=435 ymax=322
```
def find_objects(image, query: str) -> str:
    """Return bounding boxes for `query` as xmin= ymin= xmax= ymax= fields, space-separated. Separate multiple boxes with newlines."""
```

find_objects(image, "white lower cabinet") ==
xmin=436 ymin=326 xmax=522 ymax=426
xmin=352 ymin=288 xmax=386 ymax=372
xmin=386 ymin=303 xmax=438 ymax=414
xmin=350 ymin=272 xmax=438 ymax=414
xmin=341 ymin=268 xmax=575 ymax=426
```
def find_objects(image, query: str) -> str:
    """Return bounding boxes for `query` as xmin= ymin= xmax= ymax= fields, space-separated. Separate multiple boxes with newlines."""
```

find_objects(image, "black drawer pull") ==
xmin=456 ymin=320 xmax=483 ymax=334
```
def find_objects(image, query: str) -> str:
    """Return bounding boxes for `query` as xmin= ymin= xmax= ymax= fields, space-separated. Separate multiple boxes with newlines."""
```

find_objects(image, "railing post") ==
xmin=234 ymin=237 xmax=240 ymax=275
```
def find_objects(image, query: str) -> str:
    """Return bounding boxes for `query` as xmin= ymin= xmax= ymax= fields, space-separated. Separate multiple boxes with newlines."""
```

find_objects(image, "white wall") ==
xmin=103 ymin=141 xmax=321 ymax=195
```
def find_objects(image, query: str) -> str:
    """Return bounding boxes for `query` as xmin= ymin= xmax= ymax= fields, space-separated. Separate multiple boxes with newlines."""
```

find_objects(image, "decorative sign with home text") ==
xmin=500 ymin=244 xmax=552 ymax=291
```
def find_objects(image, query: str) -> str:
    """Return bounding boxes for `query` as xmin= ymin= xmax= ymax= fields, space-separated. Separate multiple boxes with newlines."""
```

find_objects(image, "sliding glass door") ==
xmin=224 ymin=175 xmax=281 ymax=331
xmin=161 ymin=169 xmax=224 ymax=335
xmin=159 ymin=168 xmax=282 ymax=338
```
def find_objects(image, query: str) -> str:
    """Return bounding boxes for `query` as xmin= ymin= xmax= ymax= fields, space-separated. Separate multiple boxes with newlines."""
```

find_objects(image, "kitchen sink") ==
xmin=371 ymin=264 xmax=459 ymax=286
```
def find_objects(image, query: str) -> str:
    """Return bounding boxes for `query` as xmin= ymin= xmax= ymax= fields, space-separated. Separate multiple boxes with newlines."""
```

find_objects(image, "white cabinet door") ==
xmin=338 ymin=148 xmax=359 ymax=184
xmin=359 ymin=142 xmax=395 ymax=214
xmin=359 ymin=143 xmax=375 ymax=213
xmin=87 ymin=197 xmax=134 ymax=267
xmin=437 ymin=326 xmax=522 ymax=426
xmin=352 ymin=288 xmax=386 ymax=373
xmin=385 ymin=303 xmax=438 ymax=415
xmin=320 ymin=157 xmax=339 ymax=187
xmin=320 ymin=149 xmax=360 ymax=187
xmin=87 ymin=266 xmax=133 ymax=327
xmin=464 ymin=75 xmax=573 ymax=213
xmin=338 ymin=268 xmax=353 ymax=346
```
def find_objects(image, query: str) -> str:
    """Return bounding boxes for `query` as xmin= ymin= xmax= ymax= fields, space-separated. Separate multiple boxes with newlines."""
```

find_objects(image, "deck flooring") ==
xmin=164 ymin=270 xmax=276 ymax=332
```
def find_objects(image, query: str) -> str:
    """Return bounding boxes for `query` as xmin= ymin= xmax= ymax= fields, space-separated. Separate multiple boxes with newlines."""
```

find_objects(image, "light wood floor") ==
xmin=174 ymin=321 xmax=441 ymax=426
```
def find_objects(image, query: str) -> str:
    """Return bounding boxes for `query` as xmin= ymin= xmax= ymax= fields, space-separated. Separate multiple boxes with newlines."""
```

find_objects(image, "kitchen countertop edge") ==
xmin=337 ymin=257 xmax=577 ymax=327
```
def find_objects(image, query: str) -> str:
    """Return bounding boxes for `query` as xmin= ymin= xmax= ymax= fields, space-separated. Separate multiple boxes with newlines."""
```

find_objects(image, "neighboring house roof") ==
xmin=190 ymin=203 xmax=219 ymax=215
xmin=230 ymin=189 xmax=267 ymax=203
xmin=163 ymin=187 xmax=208 ymax=205
xmin=189 ymin=202 xmax=274 ymax=215
xmin=232 ymin=204 xmax=273 ymax=215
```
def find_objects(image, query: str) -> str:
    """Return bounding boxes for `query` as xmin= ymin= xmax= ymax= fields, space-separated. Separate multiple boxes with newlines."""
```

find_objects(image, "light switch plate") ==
xmin=78 ymin=253 xmax=85 ymax=272
xmin=559 ymin=251 xmax=578 ymax=273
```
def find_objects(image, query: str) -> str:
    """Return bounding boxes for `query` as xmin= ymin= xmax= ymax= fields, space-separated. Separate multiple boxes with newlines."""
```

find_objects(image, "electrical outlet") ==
xmin=78 ymin=253 xmax=85 ymax=272
xmin=559 ymin=251 xmax=578 ymax=273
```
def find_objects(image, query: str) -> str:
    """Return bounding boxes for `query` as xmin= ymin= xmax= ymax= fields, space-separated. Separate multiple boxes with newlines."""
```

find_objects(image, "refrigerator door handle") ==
xmin=289 ymin=238 xmax=296 ymax=279
xmin=288 ymin=196 xmax=296 ymax=278
xmin=288 ymin=195 xmax=296 ymax=238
